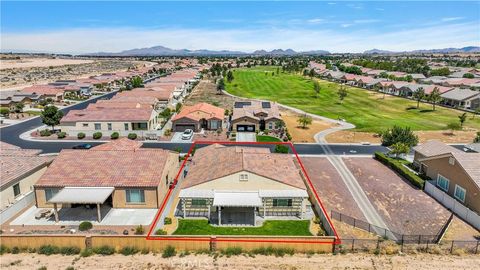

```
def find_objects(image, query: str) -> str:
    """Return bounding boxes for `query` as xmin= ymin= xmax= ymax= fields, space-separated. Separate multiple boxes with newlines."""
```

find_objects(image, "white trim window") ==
xmin=436 ymin=174 xmax=450 ymax=192
xmin=454 ymin=185 xmax=466 ymax=203
xmin=239 ymin=173 xmax=248 ymax=181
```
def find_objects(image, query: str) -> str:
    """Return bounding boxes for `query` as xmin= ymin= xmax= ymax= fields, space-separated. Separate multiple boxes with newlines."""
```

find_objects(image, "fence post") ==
xmin=426 ymin=240 xmax=429 ymax=253
xmin=368 ymin=224 xmax=371 ymax=233
xmin=400 ymin=235 xmax=404 ymax=252
xmin=376 ymin=239 xmax=380 ymax=250
xmin=418 ymin=235 xmax=421 ymax=244
xmin=351 ymin=239 xmax=355 ymax=252
xmin=475 ymin=241 xmax=479 ymax=255
xmin=450 ymin=241 xmax=454 ymax=254
xmin=353 ymin=218 xmax=356 ymax=228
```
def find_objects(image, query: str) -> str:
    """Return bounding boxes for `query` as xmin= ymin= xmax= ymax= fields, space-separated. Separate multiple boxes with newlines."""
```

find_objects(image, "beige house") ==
xmin=172 ymin=102 xmax=224 ymax=132
xmin=0 ymin=142 xmax=52 ymax=211
xmin=231 ymin=101 xmax=282 ymax=132
xmin=413 ymin=141 xmax=480 ymax=214
xmin=34 ymin=140 xmax=179 ymax=222
xmin=178 ymin=144 xmax=309 ymax=226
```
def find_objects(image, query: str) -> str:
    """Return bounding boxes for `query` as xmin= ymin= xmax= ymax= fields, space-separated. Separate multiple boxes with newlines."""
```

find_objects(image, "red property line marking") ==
xmin=147 ymin=141 xmax=340 ymax=245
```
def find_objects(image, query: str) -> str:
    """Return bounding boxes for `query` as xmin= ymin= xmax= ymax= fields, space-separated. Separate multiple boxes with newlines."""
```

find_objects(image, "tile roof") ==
xmin=117 ymin=89 xmax=172 ymax=101
xmin=441 ymin=88 xmax=480 ymax=101
xmin=451 ymin=152 xmax=480 ymax=189
xmin=92 ymin=138 xmax=143 ymax=151
xmin=87 ymin=100 xmax=152 ymax=110
xmin=172 ymin=103 xmax=224 ymax=122
xmin=22 ymin=85 xmax=64 ymax=96
xmin=0 ymin=144 xmax=52 ymax=188
xmin=110 ymin=95 xmax=159 ymax=104
xmin=61 ymin=108 xmax=153 ymax=122
xmin=35 ymin=148 xmax=174 ymax=188
xmin=182 ymin=144 xmax=305 ymax=190
xmin=232 ymin=100 xmax=281 ymax=121
xmin=413 ymin=140 xmax=462 ymax=157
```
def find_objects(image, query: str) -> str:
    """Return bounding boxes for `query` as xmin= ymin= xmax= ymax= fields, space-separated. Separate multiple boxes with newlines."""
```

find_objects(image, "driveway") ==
xmin=171 ymin=132 xmax=193 ymax=143
xmin=236 ymin=132 xmax=256 ymax=142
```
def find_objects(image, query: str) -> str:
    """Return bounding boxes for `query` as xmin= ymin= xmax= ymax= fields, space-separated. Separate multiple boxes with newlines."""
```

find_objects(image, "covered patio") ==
xmin=213 ymin=192 xmax=263 ymax=226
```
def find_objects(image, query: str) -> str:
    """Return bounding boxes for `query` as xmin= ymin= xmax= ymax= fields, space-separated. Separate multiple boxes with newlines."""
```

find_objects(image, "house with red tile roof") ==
xmin=178 ymin=144 xmax=309 ymax=225
xmin=231 ymin=100 xmax=282 ymax=132
xmin=172 ymin=102 xmax=224 ymax=132
xmin=34 ymin=141 xmax=179 ymax=222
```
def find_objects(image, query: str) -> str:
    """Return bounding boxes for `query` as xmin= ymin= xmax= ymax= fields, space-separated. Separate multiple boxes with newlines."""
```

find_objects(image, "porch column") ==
xmin=263 ymin=199 xmax=266 ymax=217
xmin=96 ymin=203 xmax=101 ymax=223
xmin=182 ymin=199 xmax=186 ymax=218
xmin=218 ymin=207 xmax=222 ymax=225
xmin=53 ymin=203 xmax=59 ymax=223
xmin=207 ymin=203 xmax=211 ymax=219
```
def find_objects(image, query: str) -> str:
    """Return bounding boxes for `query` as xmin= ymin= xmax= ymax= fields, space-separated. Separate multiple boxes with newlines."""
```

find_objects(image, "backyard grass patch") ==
xmin=256 ymin=135 xmax=281 ymax=142
xmin=225 ymin=67 xmax=480 ymax=133
xmin=173 ymin=219 xmax=312 ymax=236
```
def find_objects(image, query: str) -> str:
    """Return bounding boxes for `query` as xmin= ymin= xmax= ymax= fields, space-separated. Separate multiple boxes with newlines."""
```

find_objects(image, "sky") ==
xmin=1 ymin=1 xmax=479 ymax=54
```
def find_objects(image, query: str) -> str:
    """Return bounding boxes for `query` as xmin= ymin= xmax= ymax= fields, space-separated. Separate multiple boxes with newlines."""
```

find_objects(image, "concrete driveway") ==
xmin=236 ymin=132 xmax=256 ymax=142
xmin=171 ymin=132 xmax=193 ymax=142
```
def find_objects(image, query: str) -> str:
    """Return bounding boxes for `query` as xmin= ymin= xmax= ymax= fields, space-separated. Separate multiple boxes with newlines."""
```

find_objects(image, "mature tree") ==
xmin=474 ymin=131 xmax=480 ymax=143
xmin=216 ymin=78 xmax=225 ymax=94
xmin=389 ymin=142 xmax=410 ymax=158
xmin=226 ymin=70 xmax=234 ymax=82
xmin=447 ymin=122 xmax=462 ymax=135
xmin=297 ymin=114 xmax=312 ymax=129
xmin=309 ymin=68 xmax=316 ymax=78
xmin=428 ymin=87 xmax=442 ymax=111
xmin=381 ymin=125 xmax=419 ymax=147
xmin=130 ymin=76 xmax=144 ymax=88
xmin=303 ymin=69 xmax=308 ymax=76
xmin=0 ymin=107 xmax=9 ymax=116
xmin=313 ymin=81 xmax=321 ymax=98
xmin=41 ymin=105 xmax=64 ymax=131
xmin=337 ymin=86 xmax=348 ymax=103
xmin=14 ymin=103 xmax=25 ymax=113
xmin=276 ymin=67 xmax=280 ymax=75
xmin=412 ymin=87 xmax=425 ymax=109
xmin=462 ymin=73 xmax=474 ymax=79
xmin=473 ymin=107 xmax=480 ymax=119
xmin=458 ymin=112 xmax=468 ymax=127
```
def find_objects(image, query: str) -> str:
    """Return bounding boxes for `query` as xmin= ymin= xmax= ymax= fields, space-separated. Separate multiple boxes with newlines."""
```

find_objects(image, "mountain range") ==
xmin=364 ymin=46 xmax=480 ymax=54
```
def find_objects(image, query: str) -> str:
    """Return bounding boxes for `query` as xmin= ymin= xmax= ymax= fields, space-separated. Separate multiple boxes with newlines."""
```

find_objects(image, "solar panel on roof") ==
xmin=234 ymin=101 xmax=251 ymax=108
xmin=261 ymin=102 xmax=271 ymax=108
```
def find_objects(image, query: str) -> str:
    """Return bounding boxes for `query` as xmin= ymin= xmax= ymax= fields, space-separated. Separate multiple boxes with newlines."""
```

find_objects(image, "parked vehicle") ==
xmin=72 ymin=143 xmax=92 ymax=149
xmin=181 ymin=129 xmax=193 ymax=140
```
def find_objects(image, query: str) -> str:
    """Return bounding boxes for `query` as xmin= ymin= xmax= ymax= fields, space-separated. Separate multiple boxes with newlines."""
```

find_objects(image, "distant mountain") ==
xmin=85 ymin=45 xmax=331 ymax=56
xmin=363 ymin=46 xmax=480 ymax=54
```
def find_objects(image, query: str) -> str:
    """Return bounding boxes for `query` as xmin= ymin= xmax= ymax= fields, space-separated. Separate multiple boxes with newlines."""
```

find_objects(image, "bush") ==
xmin=57 ymin=132 xmax=67 ymax=139
xmin=127 ymin=133 xmax=137 ymax=140
xmin=0 ymin=245 xmax=10 ymax=255
xmin=78 ymin=221 xmax=93 ymax=231
xmin=164 ymin=217 xmax=172 ymax=225
xmin=77 ymin=132 xmax=86 ymax=139
xmin=381 ymin=125 xmax=418 ymax=147
xmin=119 ymin=246 xmax=139 ymax=256
xmin=134 ymin=225 xmax=144 ymax=235
xmin=251 ymin=247 xmax=294 ymax=257
xmin=38 ymin=245 xmax=60 ymax=255
xmin=162 ymin=246 xmax=176 ymax=258
xmin=274 ymin=144 xmax=289 ymax=153
xmin=59 ymin=246 xmax=81 ymax=255
xmin=39 ymin=129 xmax=52 ymax=137
xmin=93 ymin=132 xmax=102 ymax=140
xmin=155 ymin=229 xmax=167 ymax=235
xmin=222 ymin=247 xmax=243 ymax=257
xmin=11 ymin=246 xmax=20 ymax=254
xmin=92 ymin=245 xmax=115 ymax=255
xmin=0 ymin=107 xmax=9 ymax=116
xmin=80 ymin=248 xmax=94 ymax=257
xmin=374 ymin=152 xmax=425 ymax=189
xmin=110 ymin=132 xmax=119 ymax=140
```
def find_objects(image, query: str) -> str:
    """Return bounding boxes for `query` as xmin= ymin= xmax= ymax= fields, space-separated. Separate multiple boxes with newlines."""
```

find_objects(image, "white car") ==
xmin=181 ymin=129 xmax=193 ymax=140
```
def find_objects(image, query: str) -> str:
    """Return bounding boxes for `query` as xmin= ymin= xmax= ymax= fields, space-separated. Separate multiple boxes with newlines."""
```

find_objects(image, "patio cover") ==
xmin=213 ymin=192 xmax=262 ymax=207
xmin=48 ymin=187 xmax=114 ymax=204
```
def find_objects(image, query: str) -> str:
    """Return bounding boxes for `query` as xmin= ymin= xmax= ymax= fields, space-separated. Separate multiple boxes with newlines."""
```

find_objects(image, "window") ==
xmin=124 ymin=123 xmax=129 ymax=130
xmin=272 ymin=198 xmax=293 ymax=207
xmin=239 ymin=174 xmax=248 ymax=181
xmin=82 ymin=123 xmax=89 ymax=127
xmin=107 ymin=123 xmax=112 ymax=130
xmin=191 ymin=199 xmax=207 ymax=206
xmin=268 ymin=122 xmax=273 ymax=129
xmin=126 ymin=189 xmax=145 ymax=203
xmin=13 ymin=184 xmax=21 ymax=197
xmin=94 ymin=123 xmax=101 ymax=130
xmin=454 ymin=185 xmax=466 ymax=203
xmin=210 ymin=120 xmax=218 ymax=129
xmin=436 ymin=175 xmax=450 ymax=192
xmin=45 ymin=188 xmax=60 ymax=201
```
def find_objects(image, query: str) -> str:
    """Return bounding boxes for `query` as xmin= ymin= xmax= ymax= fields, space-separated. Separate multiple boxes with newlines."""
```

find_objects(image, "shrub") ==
xmin=92 ymin=132 xmax=102 ymax=140
xmin=128 ymin=133 xmax=137 ymax=140
xmin=60 ymin=246 xmax=81 ymax=255
xmin=77 ymin=132 xmax=86 ymax=139
xmin=92 ymin=245 xmax=115 ymax=255
xmin=155 ymin=229 xmax=167 ymax=235
xmin=0 ymin=107 xmax=9 ymax=116
xmin=39 ymin=129 xmax=52 ymax=137
xmin=164 ymin=217 xmax=172 ymax=225
xmin=251 ymin=247 xmax=294 ymax=257
xmin=120 ymin=246 xmax=139 ymax=256
xmin=162 ymin=246 xmax=176 ymax=258
xmin=66 ymin=267 xmax=75 ymax=270
xmin=57 ymin=132 xmax=67 ymax=139
xmin=0 ymin=245 xmax=10 ymax=255
xmin=37 ymin=267 xmax=47 ymax=270
xmin=381 ymin=125 xmax=418 ymax=147
xmin=134 ymin=225 xmax=144 ymax=235
xmin=11 ymin=246 xmax=20 ymax=254
xmin=164 ymin=129 xmax=172 ymax=136
xmin=38 ymin=245 xmax=60 ymax=255
xmin=274 ymin=144 xmax=289 ymax=153
xmin=79 ymin=249 xmax=94 ymax=257
xmin=110 ymin=132 xmax=119 ymax=140
xmin=222 ymin=247 xmax=243 ymax=257
xmin=374 ymin=152 xmax=425 ymax=189
xmin=78 ymin=221 xmax=93 ymax=231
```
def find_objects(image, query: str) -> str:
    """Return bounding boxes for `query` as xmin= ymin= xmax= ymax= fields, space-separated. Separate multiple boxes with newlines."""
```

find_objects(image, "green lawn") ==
xmin=226 ymin=66 xmax=480 ymax=133
xmin=173 ymin=219 xmax=312 ymax=236
xmin=256 ymin=135 xmax=282 ymax=142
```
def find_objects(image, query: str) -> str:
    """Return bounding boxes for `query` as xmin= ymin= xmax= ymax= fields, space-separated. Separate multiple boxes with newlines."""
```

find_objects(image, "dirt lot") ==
xmin=281 ymin=109 xmax=333 ymax=143
xmin=1 ymin=253 xmax=479 ymax=270
xmin=442 ymin=216 xmax=480 ymax=241
xmin=0 ymin=57 xmax=94 ymax=70
xmin=326 ymin=130 xmax=478 ymax=144
xmin=301 ymin=157 xmax=366 ymax=221
xmin=342 ymin=157 xmax=452 ymax=235
xmin=184 ymin=80 xmax=237 ymax=110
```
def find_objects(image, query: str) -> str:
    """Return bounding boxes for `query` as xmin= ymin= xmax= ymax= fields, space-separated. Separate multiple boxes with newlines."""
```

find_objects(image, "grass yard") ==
xmin=256 ymin=135 xmax=282 ymax=142
xmin=226 ymin=66 xmax=480 ymax=133
xmin=173 ymin=219 xmax=312 ymax=236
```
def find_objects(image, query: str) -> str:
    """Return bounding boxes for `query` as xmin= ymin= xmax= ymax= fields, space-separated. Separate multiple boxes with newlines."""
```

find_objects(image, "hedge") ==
xmin=374 ymin=152 xmax=425 ymax=189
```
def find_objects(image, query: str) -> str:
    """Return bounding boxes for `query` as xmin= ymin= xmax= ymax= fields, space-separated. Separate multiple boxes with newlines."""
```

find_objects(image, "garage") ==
xmin=236 ymin=125 xmax=255 ymax=132
xmin=174 ymin=124 xmax=196 ymax=132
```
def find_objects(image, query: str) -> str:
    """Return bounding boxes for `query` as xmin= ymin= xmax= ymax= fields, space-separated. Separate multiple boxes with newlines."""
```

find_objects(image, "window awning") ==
xmin=213 ymin=192 xmax=262 ymax=207
xmin=48 ymin=187 xmax=114 ymax=204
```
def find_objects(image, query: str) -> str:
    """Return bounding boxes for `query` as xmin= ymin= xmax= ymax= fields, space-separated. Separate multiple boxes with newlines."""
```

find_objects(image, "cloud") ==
xmin=307 ymin=18 xmax=325 ymax=24
xmin=353 ymin=19 xmax=381 ymax=24
xmin=441 ymin=17 xmax=464 ymax=22
xmin=327 ymin=2 xmax=336 ymax=5
xmin=2 ymin=22 xmax=478 ymax=54
xmin=341 ymin=24 xmax=353 ymax=28
xmin=375 ymin=8 xmax=385 ymax=11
